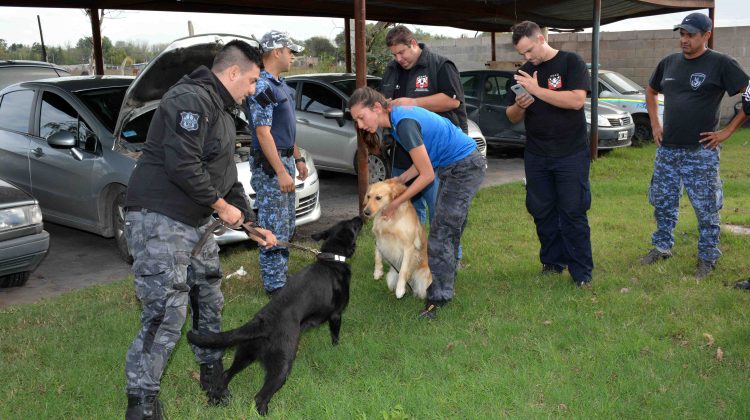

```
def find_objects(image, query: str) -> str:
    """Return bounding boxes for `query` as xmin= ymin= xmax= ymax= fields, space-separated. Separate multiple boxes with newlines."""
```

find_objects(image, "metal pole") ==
xmin=491 ymin=31 xmax=496 ymax=62
xmin=708 ymin=7 xmax=715 ymax=49
xmin=345 ymin=18 xmax=352 ymax=73
xmin=589 ymin=0 xmax=601 ymax=160
xmin=37 ymin=15 xmax=47 ymax=62
xmin=354 ymin=0 xmax=368 ymax=212
xmin=88 ymin=9 xmax=104 ymax=75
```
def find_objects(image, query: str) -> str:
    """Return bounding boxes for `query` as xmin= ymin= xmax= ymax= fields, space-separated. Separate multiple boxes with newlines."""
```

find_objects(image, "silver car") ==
xmin=0 ymin=34 xmax=321 ymax=262
xmin=285 ymin=73 xmax=487 ymax=183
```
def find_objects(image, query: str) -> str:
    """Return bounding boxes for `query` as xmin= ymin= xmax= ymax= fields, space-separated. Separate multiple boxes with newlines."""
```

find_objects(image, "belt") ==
xmin=254 ymin=148 xmax=294 ymax=158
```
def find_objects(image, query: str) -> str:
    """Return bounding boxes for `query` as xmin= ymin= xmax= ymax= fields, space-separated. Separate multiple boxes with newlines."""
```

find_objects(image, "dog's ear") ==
xmin=311 ymin=226 xmax=331 ymax=242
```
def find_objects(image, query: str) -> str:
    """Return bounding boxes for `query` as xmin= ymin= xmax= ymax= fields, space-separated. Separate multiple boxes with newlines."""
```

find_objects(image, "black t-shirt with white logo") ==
xmin=507 ymin=50 xmax=591 ymax=157
xmin=649 ymin=49 xmax=748 ymax=148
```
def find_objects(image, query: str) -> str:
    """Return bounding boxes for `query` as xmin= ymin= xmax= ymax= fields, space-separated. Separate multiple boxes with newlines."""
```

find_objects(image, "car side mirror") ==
xmin=599 ymin=90 xmax=614 ymax=98
xmin=47 ymin=130 xmax=76 ymax=149
xmin=323 ymin=109 xmax=346 ymax=127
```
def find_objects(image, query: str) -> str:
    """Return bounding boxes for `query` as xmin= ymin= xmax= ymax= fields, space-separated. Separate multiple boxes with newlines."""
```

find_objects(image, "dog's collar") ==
xmin=316 ymin=252 xmax=347 ymax=263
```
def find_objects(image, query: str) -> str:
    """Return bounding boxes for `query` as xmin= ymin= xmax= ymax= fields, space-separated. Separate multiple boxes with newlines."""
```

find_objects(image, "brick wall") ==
xmin=430 ymin=26 xmax=750 ymax=122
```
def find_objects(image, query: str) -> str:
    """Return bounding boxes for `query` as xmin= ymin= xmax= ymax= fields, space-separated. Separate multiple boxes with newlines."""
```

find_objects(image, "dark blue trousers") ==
xmin=524 ymin=148 xmax=593 ymax=282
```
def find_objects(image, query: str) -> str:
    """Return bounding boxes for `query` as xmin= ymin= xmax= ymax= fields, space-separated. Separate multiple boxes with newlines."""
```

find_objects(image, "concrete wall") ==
xmin=430 ymin=26 xmax=750 ymax=121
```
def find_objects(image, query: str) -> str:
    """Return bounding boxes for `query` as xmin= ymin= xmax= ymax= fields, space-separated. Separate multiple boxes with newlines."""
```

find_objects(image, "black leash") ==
xmin=192 ymin=220 xmax=346 ymax=263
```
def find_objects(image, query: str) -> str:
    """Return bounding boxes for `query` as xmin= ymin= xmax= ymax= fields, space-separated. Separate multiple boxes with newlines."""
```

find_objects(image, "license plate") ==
xmin=618 ymin=131 xmax=628 ymax=141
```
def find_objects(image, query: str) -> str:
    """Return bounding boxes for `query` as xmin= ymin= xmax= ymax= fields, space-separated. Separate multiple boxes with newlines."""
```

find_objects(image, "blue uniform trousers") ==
xmin=648 ymin=146 xmax=723 ymax=262
xmin=524 ymin=148 xmax=594 ymax=283
xmin=426 ymin=151 xmax=486 ymax=302
xmin=251 ymin=155 xmax=296 ymax=292
xmin=124 ymin=209 xmax=224 ymax=396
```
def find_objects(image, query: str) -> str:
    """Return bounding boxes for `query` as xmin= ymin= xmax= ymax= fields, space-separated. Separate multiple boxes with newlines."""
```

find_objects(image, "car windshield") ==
xmin=330 ymin=78 xmax=381 ymax=97
xmin=74 ymin=87 xmax=128 ymax=133
xmin=600 ymin=72 xmax=643 ymax=95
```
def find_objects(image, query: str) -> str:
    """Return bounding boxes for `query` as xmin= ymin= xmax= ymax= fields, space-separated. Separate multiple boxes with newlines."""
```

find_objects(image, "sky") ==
xmin=0 ymin=0 xmax=748 ymax=48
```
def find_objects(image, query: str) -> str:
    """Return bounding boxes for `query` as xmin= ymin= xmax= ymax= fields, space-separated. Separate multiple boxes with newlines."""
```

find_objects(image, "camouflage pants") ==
xmin=648 ymin=146 xmax=723 ymax=262
xmin=123 ymin=209 xmax=224 ymax=396
xmin=251 ymin=155 xmax=296 ymax=292
xmin=427 ymin=151 xmax=486 ymax=302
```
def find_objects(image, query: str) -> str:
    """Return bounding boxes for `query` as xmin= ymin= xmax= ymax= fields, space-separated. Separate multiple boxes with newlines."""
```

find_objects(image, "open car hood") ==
xmin=114 ymin=34 xmax=258 ymax=145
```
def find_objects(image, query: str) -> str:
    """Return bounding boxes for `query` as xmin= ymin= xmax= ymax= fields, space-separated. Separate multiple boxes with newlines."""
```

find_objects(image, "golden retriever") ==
xmin=363 ymin=179 xmax=432 ymax=299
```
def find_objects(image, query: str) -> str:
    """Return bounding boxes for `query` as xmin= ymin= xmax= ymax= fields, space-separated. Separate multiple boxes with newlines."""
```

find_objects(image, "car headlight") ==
xmin=0 ymin=204 xmax=43 ymax=232
xmin=584 ymin=110 xmax=612 ymax=127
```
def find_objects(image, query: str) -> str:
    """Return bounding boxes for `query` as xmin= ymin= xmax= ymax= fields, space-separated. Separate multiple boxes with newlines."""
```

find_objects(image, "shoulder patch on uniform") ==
xmin=177 ymin=110 xmax=202 ymax=133
xmin=255 ymin=86 xmax=278 ymax=108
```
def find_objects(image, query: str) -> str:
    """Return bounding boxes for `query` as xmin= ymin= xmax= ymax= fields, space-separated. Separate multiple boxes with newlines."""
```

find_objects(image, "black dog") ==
xmin=187 ymin=216 xmax=364 ymax=415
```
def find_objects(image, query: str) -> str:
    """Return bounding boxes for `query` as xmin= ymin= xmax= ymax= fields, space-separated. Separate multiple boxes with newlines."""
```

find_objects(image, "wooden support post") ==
xmin=88 ymin=9 xmax=104 ymax=76
xmin=354 ymin=0 xmax=368 ymax=213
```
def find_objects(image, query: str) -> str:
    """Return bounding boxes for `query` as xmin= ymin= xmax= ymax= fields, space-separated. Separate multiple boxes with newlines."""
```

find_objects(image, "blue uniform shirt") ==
xmin=389 ymin=105 xmax=475 ymax=168
xmin=246 ymin=70 xmax=296 ymax=150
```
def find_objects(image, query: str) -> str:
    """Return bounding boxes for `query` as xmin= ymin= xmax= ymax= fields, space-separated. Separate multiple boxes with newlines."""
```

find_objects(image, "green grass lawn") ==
xmin=3 ymin=131 xmax=750 ymax=419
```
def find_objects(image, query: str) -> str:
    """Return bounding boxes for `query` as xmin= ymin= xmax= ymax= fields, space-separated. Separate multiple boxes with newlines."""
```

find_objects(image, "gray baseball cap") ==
xmin=259 ymin=30 xmax=304 ymax=53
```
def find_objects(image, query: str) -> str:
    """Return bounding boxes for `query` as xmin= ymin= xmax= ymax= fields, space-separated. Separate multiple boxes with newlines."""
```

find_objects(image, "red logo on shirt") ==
xmin=416 ymin=75 xmax=429 ymax=89
xmin=548 ymin=74 xmax=562 ymax=90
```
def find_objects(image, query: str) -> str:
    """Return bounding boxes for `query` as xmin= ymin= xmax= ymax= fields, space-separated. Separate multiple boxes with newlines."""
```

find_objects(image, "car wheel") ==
xmin=367 ymin=154 xmax=390 ymax=183
xmin=112 ymin=190 xmax=133 ymax=264
xmin=632 ymin=115 xmax=652 ymax=147
xmin=0 ymin=272 xmax=30 ymax=288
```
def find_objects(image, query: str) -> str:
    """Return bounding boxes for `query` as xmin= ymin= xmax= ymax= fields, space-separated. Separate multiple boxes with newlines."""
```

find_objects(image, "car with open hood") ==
xmin=0 ymin=34 xmax=321 ymax=262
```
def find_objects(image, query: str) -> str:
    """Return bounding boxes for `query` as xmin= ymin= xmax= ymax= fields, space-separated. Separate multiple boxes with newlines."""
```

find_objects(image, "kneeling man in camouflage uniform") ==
xmin=123 ymin=40 xmax=277 ymax=419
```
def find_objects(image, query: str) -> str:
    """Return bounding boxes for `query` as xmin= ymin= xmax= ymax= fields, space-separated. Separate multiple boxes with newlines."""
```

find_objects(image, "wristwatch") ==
xmin=294 ymin=157 xmax=306 ymax=164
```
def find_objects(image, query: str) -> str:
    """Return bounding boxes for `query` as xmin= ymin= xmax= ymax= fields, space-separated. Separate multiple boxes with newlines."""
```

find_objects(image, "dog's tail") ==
xmin=187 ymin=319 xmax=266 ymax=349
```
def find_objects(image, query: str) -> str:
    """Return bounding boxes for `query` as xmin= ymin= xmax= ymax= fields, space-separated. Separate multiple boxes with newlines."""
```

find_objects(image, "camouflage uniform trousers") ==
xmin=251 ymin=155 xmax=296 ymax=292
xmin=123 ymin=209 xmax=224 ymax=396
xmin=427 ymin=151 xmax=486 ymax=302
xmin=648 ymin=146 xmax=723 ymax=262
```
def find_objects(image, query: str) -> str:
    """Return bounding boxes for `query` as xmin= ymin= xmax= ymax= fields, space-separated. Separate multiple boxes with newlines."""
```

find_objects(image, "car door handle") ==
xmin=33 ymin=147 xmax=44 ymax=157
xmin=296 ymin=118 xmax=309 ymax=124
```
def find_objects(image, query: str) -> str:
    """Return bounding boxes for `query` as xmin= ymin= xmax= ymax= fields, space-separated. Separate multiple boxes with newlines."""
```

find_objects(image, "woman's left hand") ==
xmin=381 ymin=202 xmax=398 ymax=220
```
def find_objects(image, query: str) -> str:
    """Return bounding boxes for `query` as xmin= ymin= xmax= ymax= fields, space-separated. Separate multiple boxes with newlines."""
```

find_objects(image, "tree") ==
xmin=303 ymin=36 xmax=337 ymax=58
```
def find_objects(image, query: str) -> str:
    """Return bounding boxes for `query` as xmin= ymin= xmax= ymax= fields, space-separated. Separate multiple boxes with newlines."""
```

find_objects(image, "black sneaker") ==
xmin=574 ymin=279 xmax=592 ymax=287
xmin=695 ymin=259 xmax=715 ymax=280
xmin=541 ymin=263 xmax=564 ymax=274
xmin=418 ymin=300 xmax=447 ymax=319
xmin=733 ymin=279 xmax=750 ymax=290
xmin=639 ymin=248 xmax=672 ymax=265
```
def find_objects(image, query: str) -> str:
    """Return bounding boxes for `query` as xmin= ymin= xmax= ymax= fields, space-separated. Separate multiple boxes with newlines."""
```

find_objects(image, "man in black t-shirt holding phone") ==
xmin=506 ymin=20 xmax=594 ymax=287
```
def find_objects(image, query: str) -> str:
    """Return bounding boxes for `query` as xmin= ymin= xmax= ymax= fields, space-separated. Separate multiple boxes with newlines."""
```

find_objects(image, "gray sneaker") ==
xmin=639 ymin=248 xmax=672 ymax=265
xmin=695 ymin=259 xmax=715 ymax=280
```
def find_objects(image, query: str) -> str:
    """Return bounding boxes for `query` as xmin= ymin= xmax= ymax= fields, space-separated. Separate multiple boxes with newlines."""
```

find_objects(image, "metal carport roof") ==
xmin=0 ymin=0 xmax=714 ymax=32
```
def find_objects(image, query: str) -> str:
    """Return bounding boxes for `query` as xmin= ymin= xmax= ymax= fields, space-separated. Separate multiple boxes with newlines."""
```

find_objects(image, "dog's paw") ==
xmin=373 ymin=269 xmax=383 ymax=280
xmin=395 ymin=285 xmax=406 ymax=299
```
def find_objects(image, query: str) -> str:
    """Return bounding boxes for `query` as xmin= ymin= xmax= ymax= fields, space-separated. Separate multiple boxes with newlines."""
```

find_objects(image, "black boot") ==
xmin=125 ymin=394 xmax=166 ymax=420
xmin=200 ymin=361 xmax=230 ymax=405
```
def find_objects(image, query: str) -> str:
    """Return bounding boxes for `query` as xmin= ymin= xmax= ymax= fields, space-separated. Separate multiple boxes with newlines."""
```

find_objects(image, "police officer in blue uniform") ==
xmin=247 ymin=31 xmax=308 ymax=295
xmin=123 ymin=40 xmax=277 ymax=419
xmin=640 ymin=13 xmax=748 ymax=279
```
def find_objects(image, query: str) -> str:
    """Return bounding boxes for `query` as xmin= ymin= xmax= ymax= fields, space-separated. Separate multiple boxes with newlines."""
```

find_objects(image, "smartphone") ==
xmin=510 ymin=83 xmax=529 ymax=97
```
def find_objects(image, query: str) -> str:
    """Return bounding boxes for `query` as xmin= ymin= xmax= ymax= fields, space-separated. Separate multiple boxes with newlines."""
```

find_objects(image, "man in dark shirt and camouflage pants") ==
xmin=640 ymin=13 xmax=748 ymax=279
xmin=123 ymin=40 xmax=276 ymax=419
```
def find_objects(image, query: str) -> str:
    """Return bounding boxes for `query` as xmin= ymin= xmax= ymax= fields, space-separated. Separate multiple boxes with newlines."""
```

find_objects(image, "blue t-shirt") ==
xmin=389 ymin=105 xmax=476 ymax=168
xmin=246 ymin=70 xmax=296 ymax=149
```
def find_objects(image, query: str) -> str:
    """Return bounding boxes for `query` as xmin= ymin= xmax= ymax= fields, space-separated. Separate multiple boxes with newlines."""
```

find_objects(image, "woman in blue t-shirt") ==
xmin=349 ymin=86 xmax=486 ymax=319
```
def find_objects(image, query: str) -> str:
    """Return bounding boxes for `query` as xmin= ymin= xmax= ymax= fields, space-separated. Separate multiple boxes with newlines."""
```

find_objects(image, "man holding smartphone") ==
xmin=505 ymin=20 xmax=594 ymax=287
